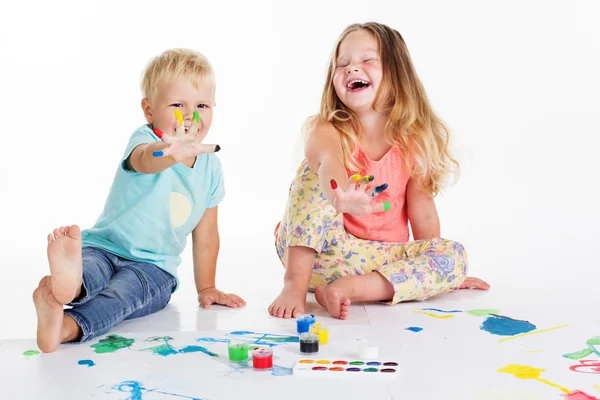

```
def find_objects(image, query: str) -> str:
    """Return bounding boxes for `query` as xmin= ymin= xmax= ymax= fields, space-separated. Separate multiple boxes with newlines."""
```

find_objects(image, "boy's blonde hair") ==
xmin=315 ymin=22 xmax=459 ymax=196
xmin=141 ymin=48 xmax=215 ymax=104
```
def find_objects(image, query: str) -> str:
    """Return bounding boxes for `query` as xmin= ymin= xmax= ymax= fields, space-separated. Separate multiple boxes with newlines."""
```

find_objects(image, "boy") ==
xmin=34 ymin=48 xmax=245 ymax=353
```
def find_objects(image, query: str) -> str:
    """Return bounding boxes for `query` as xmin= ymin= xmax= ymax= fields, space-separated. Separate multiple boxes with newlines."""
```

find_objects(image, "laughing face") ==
xmin=332 ymin=29 xmax=383 ymax=114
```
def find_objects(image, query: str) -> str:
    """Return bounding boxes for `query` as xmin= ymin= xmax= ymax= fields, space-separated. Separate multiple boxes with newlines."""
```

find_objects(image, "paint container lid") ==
xmin=296 ymin=314 xmax=315 ymax=322
xmin=300 ymin=332 xmax=319 ymax=343
xmin=359 ymin=339 xmax=379 ymax=359
xmin=252 ymin=347 xmax=273 ymax=358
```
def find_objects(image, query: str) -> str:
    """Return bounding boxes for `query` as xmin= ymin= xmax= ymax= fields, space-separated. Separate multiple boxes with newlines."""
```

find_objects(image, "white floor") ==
xmin=1 ymin=242 xmax=599 ymax=400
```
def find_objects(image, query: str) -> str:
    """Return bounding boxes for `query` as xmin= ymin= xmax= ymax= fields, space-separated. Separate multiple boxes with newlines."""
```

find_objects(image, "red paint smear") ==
xmin=330 ymin=179 xmax=338 ymax=190
xmin=562 ymin=390 xmax=599 ymax=400
xmin=569 ymin=360 xmax=600 ymax=374
xmin=153 ymin=128 xmax=164 ymax=138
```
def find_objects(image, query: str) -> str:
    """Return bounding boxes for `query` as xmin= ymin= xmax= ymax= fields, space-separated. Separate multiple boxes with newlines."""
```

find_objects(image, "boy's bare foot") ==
xmin=315 ymin=284 xmax=351 ymax=320
xmin=268 ymin=286 xmax=307 ymax=318
xmin=33 ymin=276 xmax=64 ymax=353
xmin=47 ymin=225 xmax=83 ymax=304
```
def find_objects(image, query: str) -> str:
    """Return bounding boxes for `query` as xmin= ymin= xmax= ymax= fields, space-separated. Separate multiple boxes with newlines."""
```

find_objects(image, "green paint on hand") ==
xmin=193 ymin=111 xmax=200 ymax=123
xmin=91 ymin=334 xmax=135 ymax=354
xmin=23 ymin=350 xmax=40 ymax=356
xmin=384 ymin=202 xmax=391 ymax=211
xmin=466 ymin=309 xmax=500 ymax=317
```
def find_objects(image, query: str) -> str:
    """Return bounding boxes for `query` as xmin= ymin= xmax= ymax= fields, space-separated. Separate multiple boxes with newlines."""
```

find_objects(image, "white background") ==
xmin=1 ymin=0 xmax=599 ymax=340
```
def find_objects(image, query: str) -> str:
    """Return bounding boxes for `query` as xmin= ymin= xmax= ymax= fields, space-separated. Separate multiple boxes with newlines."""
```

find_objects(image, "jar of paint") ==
xmin=359 ymin=339 xmax=379 ymax=359
xmin=310 ymin=323 xmax=329 ymax=344
xmin=228 ymin=338 xmax=249 ymax=362
xmin=296 ymin=313 xmax=316 ymax=334
xmin=252 ymin=347 xmax=273 ymax=370
xmin=299 ymin=332 xmax=319 ymax=354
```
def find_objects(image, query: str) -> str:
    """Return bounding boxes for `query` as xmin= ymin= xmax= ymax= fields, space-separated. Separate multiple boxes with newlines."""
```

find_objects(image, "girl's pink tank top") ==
xmin=343 ymin=145 xmax=412 ymax=243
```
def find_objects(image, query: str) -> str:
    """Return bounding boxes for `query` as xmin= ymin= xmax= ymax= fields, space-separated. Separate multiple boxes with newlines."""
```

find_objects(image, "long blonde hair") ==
xmin=314 ymin=22 xmax=458 ymax=196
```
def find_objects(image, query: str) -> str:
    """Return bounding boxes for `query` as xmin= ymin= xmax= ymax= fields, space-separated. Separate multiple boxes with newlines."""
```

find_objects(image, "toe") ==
xmin=284 ymin=307 xmax=293 ymax=319
xmin=276 ymin=306 xmax=285 ymax=318
xmin=47 ymin=234 xmax=54 ymax=243
xmin=53 ymin=228 xmax=60 ymax=238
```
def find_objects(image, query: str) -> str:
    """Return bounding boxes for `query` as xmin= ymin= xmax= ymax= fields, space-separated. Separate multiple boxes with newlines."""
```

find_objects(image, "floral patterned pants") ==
xmin=274 ymin=160 xmax=468 ymax=305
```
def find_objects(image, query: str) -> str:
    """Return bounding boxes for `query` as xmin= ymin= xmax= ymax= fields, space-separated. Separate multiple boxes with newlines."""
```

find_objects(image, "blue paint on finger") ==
xmin=152 ymin=151 xmax=164 ymax=157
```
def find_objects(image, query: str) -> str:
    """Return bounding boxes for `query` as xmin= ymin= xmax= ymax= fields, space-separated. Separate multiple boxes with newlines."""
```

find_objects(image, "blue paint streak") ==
xmin=229 ymin=331 xmax=256 ymax=335
xmin=405 ymin=326 xmax=423 ymax=332
xmin=271 ymin=365 xmax=293 ymax=376
xmin=78 ymin=359 xmax=96 ymax=367
xmin=110 ymin=380 xmax=207 ymax=400
xmin=195 ymin=337 xmax=230 ymax=344
xmin=480 ymin=314 xmax=536 ymax=336
xmin=422 ymin=308 xmax=463 ymax=313
xmin=178 ymin=345 xmax=218 ymax=357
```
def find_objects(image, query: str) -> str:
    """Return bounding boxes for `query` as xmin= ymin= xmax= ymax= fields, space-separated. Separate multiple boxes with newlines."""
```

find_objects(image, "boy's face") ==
xmin=142 ymin=75 xmax=215 ymax=142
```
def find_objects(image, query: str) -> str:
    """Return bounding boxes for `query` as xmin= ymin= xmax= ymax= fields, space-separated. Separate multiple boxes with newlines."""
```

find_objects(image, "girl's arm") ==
xmin=406 ymin=177 xmax=440 ymax=240
xmin=305 ymin=119 xmax=347 ymax=202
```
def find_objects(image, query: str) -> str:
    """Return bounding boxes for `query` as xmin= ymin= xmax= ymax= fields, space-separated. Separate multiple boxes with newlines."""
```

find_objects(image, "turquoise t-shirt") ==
xmin=81 ymin=124 xmax=224 ymax=286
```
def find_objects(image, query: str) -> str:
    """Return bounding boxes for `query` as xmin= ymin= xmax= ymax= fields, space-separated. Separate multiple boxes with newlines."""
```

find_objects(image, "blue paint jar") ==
xmin=296 ymin=314 xmax=316 ymax=334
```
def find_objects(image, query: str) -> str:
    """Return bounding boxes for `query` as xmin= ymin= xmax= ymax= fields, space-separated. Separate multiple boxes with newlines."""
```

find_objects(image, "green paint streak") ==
xmin=349 ymin=361 xmax=364 ymax=365
xmin=23 ymin=350 xmax=40 ymax=356
xmin=91 ymin=334 xmax=135 ymax=354
xmin=193 ymin=111 xmax=200 ymax=123
xmin=563 ymin=348 xmax=593 ymax=360
xmin=586 ymin=336 xmax=600 ymax=345
xmin=466 ymin=308 xmax=500 ymax=317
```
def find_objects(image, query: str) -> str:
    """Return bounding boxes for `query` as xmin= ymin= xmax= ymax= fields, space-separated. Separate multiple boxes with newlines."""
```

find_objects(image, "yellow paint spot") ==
xmin=350 ymin=174 xmax=361 ymax=181
xmin=316 ymin=360 xmax=330 ymax=364
xmin=299 ymin=359 xmax=314 ymax=364
xmin=412 ymin=310 xmax=454 ymax=319
xmin=525 ymin=350 xmax=545 ymax=354
xmin=497 ymin=324 xmax=571 ymax=343
xmin=594 ymin=384 xmax=600 ymax=391
xmin=175 ymin=109 xmax=184 ymax=125
xmin=498 ymin=364 xmax=571 ymax=394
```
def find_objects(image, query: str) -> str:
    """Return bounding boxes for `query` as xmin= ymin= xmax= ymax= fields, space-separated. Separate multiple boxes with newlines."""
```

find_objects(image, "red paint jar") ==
xmin=252 ymin=347 xmax=273 ymax=370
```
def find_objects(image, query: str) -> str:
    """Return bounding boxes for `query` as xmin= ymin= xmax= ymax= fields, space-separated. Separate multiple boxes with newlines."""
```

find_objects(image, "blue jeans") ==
xmin=64 ymin=247 xmax=177 ymax=342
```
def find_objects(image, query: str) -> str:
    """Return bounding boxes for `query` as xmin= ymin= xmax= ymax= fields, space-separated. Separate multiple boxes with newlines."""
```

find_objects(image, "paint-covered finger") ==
xmin=356 ymin=175 xmax=374 ymax=190
xmin=370 ymin=183 xmax=389 ymax=198
xmin=371 ymin=201 xmax=391 ymax=214
xmin=459 ymin=277 xmax=490 ymax=290
xmin=193 ymin=143 xmax=221 ymax=154
xmin=174 ymin=109 xmax=185 ymax=135
xmin=151 ymin=142 xmax=171 ymax=157
xmin=347 ymin=174 xmax=362 ymax=190
xmin=153 ymin=128 xmax=165 ymax=139
xmin=187 ymin=111 xmax=201 ymax=136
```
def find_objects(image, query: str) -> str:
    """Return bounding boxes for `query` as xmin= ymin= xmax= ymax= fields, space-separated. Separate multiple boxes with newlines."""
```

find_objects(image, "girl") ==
xmin=269 ymin=22 xmax=489 ymax=320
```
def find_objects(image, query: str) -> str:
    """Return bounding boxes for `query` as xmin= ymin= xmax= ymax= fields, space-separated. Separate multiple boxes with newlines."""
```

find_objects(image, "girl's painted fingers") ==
xmin=370 ymin=183 xmax=389 ymax=198
xmin=356 ymin=175 xmax=374 ymax=190
xmin=347 ymin=174 xmax=362 ymax=190
xmin=188 ymin=111 xmax=201 ymax=136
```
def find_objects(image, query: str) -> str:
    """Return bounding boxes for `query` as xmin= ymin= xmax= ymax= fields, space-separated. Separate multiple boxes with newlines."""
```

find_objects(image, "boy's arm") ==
xmin=125 ymin=142 xmax=177 ymax=174
xmin=192 ymin=206 xmax=246 ymax=309
xmin=406 ymin=177 xmax=440 ymax=240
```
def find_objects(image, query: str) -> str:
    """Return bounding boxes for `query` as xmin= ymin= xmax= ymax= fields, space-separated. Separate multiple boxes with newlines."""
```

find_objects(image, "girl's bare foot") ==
xmin=268 ymin=286 xmax=307 ymax=318
xmin=458 ymin=276 xmax=490 ymax=290
xmin=315 ymin=284 xmax=351 ymax=320
xmin=47 ymin=225 xmax=83 ymax=304
xmin=33 ymin=276 xmax=64 ymax=353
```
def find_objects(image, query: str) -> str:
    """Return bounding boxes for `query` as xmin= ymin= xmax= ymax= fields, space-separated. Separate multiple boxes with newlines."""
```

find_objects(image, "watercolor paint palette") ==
xmin=292 ymin=359 xmax=399 ymax=380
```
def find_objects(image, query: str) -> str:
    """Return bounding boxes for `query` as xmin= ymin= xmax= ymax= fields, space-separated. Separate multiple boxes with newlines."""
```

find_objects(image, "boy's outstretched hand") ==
xmin=198 ymin=287 xmax=246 ymax=309
xmin=153 ymin=110 xmax=220 ymax=162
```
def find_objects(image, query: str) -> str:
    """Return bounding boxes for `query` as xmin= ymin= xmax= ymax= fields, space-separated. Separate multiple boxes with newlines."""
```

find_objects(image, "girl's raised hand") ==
xmin=330 ymin=174 xmax=390 ymax=216
xmin=152 ymin=110 xmax=220 ymax=162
